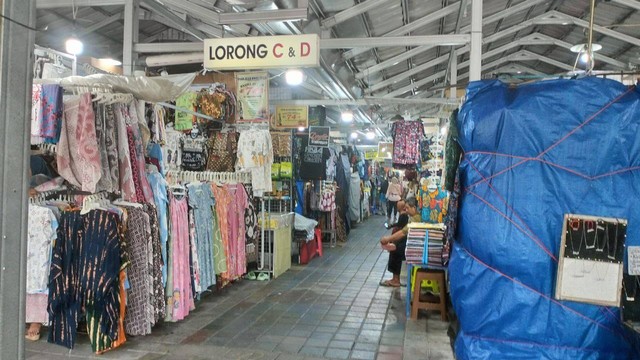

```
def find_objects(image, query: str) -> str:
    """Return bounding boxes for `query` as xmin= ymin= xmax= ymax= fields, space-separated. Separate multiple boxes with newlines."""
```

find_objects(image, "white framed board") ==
xmin=555 ymin=214 xmax=627 ymax=307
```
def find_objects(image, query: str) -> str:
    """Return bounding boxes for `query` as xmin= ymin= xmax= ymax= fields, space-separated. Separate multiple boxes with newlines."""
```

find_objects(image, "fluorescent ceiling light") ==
xmin=366 ymin=131 xmax=375 ymax=140
xmin=65 ymin=36 xmax=83 ymax=55
xmin=285 ymin=69 xmax=304 ymax=86
xmin=350 ymin=132 xmax=358 ymax=139
xmin=100 ymin=58 xmax=122 ymax=66
xmin=341 ymin=110 xmax=354 ymax=122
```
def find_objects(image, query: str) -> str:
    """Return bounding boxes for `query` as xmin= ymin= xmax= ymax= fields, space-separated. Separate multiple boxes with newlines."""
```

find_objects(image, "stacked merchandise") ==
xmin=426 ymin=229 xmax=445 ymax=267
xmin=405 ymin=227 xmax=428 ymax=264
xmin=404 ymin=224 xmax=446 ymax=266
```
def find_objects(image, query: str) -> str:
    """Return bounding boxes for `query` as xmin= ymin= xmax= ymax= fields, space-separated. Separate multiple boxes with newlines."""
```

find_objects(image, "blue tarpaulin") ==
xmin=450 ymin=77 xmax=640 ymax=359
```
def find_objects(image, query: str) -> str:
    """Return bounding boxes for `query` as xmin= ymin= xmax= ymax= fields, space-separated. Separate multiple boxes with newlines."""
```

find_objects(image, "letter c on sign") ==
xmin=273 ymin=43 xmax=283 ymax=58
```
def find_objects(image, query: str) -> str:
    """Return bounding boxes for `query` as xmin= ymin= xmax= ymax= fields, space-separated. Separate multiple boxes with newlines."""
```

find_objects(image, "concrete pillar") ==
xmin=0 ymin=0 xmax=35 ymax=357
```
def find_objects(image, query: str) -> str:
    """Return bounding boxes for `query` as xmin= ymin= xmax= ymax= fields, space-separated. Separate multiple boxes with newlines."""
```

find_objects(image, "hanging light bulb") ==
xmin=366 ymin=131 xmax=376 ymax=140
xmin=65 ymin=36 xmax=83 ymax=55
xmin=285 ymin=69 xmax=304 ymax=86
xmin=298 ymin=126 xmax=306 ymax=132
xmin=579 ymin=52 xmax=590 ymax=64
xmin=350 ymin=132 xmax=358 ymax=139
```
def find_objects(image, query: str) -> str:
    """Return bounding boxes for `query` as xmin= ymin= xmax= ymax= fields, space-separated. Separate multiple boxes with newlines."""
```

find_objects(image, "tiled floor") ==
xmin=26 ymin=216 xmax=454 ymax=360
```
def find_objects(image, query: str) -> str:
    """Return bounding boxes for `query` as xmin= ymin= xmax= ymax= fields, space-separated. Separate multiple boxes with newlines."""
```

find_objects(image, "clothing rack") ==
xmin=156 ymin=101 xmax=218 ymax=122
xmin=34 ymin=45 xmax=77 ymax=76
xmin=37 ymin=143 xmax=57 ymax=155
xmin=166 ymin=170 xmax=251 ymax=185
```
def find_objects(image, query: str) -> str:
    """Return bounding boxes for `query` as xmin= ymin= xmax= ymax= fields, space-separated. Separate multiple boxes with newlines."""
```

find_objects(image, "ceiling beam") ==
xmin=141 ymin=0 xmax=208 ymax=40
xmin=611 ymin=0 xmax=640 ymax=12
xmin=342 ymin=1 xmax=462 ymax=60
xmin=355 ymin=0 xmax=546 ymax=79
xmin=491 ymin=64 xmax=547 ymax=76
xmin=549 ymin=10 xmax=640 ymax=48
xmin=160 ymin=0 xmax=307 ymax=26
xmin=367 ymin=10 xmax=630 ymax=94
xmin=77 ymin=12 xmax=123 ymax=36
xmin=383 ymin=48 xmax=574 ymax=98
xmin=320 ymin=34 xmax=470 ymax=49
xmin=321 ymin=0 xmax=393 ymax=29
xmin=36 ymin=0 xmax=125 ymax=8
xmin=368 ymin=32 xmax=552 ymax=93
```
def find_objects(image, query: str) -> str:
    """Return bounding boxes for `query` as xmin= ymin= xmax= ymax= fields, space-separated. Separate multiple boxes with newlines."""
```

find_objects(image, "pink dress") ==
xmin=115 ymin=104 xmax=137 ymax=202
xmin=225 ymin=184 xmax=248 ymax=278
xmin=57 ymin=93 xmax=102 ymax=192
xmin=168 ymin=193 xmax=194 ymax=321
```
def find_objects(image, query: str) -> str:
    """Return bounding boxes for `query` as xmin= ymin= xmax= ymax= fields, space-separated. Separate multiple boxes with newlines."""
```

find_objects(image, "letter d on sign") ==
xmin=300 ymin=42 xmax=310 ymax=57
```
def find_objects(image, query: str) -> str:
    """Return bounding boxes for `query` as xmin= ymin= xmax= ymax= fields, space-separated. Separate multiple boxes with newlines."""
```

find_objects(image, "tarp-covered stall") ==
xmin=450 ymin=77 xmax=640 ymax=359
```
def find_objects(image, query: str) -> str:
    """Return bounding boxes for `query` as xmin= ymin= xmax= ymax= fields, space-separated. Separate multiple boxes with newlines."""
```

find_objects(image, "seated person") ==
xmin=379 ymin=197 xmax=421 ymax=287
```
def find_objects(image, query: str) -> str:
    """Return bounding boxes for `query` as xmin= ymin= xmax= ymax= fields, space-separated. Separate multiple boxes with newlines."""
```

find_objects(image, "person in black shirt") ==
xmin=379 ymin=198 xmax=420 ymax=287
xmin=379 ymin=177 xmax=389 ymax=217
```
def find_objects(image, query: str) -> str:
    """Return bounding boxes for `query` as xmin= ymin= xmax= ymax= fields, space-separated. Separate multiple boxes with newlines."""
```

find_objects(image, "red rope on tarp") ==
xmin=464 ymin=333 xmax=622 ymax=355
xmin=459 ymin=246 xmax=630 ymax=343
xmin=463 ymin=86 xmax=637 ymax=190
xmin=465 ymin=159 xmax=558 ymax=262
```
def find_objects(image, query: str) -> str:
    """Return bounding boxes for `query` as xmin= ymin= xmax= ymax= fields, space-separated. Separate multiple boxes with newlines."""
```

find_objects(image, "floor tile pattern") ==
xmin=26 ymin=216 xmax=454 ymax=359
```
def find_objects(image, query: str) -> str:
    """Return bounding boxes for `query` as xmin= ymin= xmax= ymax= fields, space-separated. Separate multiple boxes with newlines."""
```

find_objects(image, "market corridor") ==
xmin=26 ymin=216 xmax=453 ymax=360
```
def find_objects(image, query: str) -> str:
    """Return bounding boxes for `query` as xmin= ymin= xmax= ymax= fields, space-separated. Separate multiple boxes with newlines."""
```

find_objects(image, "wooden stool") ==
xmin=411 ymin=269 xmax=447 ymax=321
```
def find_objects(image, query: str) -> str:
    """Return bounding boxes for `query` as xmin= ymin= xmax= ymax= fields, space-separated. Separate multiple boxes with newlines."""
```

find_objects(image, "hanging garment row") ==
xmin=27 ymin=176 xmax=258 ymax=354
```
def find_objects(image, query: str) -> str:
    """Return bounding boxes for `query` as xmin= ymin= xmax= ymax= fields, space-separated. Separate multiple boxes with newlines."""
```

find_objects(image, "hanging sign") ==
xmin=364 ymin=149 xmax=378 ymax=160
xmin=308 ymin=106 xmax=326 ymax=126
xmin=274 ymin=105 xmax=309 ymax=128
xmin=308 ymin=126 xmax=330 ymax=147
xmin=378 ymin=142 xmax=393 ymax=158
xmin=236 ymin=72 xmax=269 ymax=122
xmin=204 ymin=34 xmax=320 ymax=70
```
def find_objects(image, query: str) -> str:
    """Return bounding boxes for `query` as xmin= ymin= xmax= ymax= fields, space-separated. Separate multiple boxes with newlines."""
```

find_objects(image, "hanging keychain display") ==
xmin=555 ymin=214 xmax=627 ymax=307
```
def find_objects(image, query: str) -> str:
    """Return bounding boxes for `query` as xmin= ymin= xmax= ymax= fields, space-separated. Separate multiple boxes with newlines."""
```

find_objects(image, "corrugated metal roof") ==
xmin=33 ymin=0 xmax=640 ymax=118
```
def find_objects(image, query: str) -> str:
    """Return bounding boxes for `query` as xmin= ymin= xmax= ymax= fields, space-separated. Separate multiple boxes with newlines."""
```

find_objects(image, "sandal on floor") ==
xmin=257 ymin=272 xmax=270 ymax=281
xmin=379 ymin=280 xmax=401 ymax=287
xmin=246 ymin=271 xmax=257 ymax=280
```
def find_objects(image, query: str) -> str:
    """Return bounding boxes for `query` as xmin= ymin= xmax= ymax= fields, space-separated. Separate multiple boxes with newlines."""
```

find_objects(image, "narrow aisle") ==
xmin=26 ymin=216 xmax=453 ymax=360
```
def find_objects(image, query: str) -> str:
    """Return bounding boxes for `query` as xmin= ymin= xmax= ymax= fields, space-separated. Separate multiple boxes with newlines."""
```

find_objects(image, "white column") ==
xmin=0 ymin=0 xmax=35 ymax=357
xmin=123 ymin=0 xmax=140 ymax=75
xmin=450 ymin=52 xmax=458 ymax=99
xmin=469 ymin=0 xmax=483 ymax=81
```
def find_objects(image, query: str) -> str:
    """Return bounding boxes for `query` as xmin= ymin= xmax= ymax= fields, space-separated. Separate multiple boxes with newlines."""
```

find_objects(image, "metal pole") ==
xmin=587 ymin=0 xmax=596 ymax=71
xmin=0 ymin=0 xmax=35 ymax=357
xmin=469 ymin=0 xmax=483 ymax=81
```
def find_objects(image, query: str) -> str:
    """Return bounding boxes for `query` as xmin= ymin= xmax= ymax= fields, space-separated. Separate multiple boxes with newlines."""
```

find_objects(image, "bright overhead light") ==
xmin=366 ymin=131 xmax=376 ymax=140
xmin=298 ymin=126 xmax=306 ymax=132
xmin=285 ymin=69 xmax=304 ymax=86
xmin=341 ymin=110 xmax=354 ymax=122
xmin=350 ymin=132 xmax=358 ymax=139
xmin=580 ymin=52 xmax=590 ymax=64
xmin=65 ymin=36 xmax=83 ymax=55
xmin=100 ymin=58 xmax=122 ymax=66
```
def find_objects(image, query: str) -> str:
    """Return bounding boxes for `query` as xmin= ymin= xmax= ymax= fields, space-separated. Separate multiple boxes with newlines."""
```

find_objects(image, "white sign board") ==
xmin=204 ymin=34 xmax=320 ymax=70
xmin=629 ymin=246 xmax=640 ymax=276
